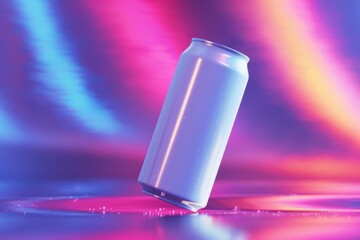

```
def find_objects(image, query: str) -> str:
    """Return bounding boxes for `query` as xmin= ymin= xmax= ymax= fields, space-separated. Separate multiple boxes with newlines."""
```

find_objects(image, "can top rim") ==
xmin=192 ymin=38 xmax=250 ymax=61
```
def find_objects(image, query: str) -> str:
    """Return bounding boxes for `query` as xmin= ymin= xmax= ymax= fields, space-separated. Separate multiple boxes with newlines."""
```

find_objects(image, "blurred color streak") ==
xmin=14 ymin=0 xmax=121 ymax=135
xmin=0 ymin=106 xmax=22 ymax=142
xmin=213 ymin=180 xmax=360 ymax=195
xmin=231 ymin=0 xmax=360 ymax=147
xmin=86 ymin=0 xmax=180 ymax=110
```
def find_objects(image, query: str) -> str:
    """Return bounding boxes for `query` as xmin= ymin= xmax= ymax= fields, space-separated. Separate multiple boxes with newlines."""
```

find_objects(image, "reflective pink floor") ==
xmin=1 ymin=180 xmax=359 ymax=239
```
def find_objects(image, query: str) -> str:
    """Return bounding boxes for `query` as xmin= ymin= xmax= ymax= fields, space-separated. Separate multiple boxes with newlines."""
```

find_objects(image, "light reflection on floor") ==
xmin=1 ymin=180 xmax=360 ymax=239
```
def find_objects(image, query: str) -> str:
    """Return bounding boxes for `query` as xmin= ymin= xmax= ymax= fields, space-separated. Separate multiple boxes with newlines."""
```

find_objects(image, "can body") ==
xmin=138 ymin=38 xmax=249 ymax=212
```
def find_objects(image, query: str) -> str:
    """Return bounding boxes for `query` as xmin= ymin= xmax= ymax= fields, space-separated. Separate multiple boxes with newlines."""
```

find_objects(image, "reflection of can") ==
xmin=138 ymin=38 xmax=249 ymax=212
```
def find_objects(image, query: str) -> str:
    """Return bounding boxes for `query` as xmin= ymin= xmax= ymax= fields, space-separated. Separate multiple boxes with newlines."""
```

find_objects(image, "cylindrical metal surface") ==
xmin=138 ymin=38 xmax=249 ymax=212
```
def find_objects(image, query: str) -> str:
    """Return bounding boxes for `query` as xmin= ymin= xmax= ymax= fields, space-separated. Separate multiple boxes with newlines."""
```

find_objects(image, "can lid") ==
xmin=192 ymin=38 xmax=250 ymax=62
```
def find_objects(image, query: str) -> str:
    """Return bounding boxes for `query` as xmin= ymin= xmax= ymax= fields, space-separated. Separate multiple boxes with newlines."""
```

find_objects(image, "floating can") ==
xmin=138 ymin=38 xmax=249 ymax=212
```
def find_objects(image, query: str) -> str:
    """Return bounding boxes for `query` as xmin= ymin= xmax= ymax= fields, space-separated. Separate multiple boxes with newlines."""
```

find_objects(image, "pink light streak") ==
xmin=86 ymin=0 xmax=183 ymax=110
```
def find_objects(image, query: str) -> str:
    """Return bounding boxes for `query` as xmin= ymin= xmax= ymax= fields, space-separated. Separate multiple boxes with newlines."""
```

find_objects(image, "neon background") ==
xmin=0 ymin=0 xmax=359 ymax=239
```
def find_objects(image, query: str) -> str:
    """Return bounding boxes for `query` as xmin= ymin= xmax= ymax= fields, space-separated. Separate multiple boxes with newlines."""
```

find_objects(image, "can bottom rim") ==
xmin=140 ymin=183 xmax=205 ymax=212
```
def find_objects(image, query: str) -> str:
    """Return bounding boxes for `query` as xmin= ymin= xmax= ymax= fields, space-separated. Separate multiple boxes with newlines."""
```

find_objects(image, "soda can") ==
xmin=138 ymin=38 xmax=249 ymax=212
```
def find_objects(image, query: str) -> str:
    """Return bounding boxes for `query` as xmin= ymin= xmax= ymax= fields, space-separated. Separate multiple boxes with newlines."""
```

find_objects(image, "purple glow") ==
xmin=0 ymin=0 xmax=360 ymax=238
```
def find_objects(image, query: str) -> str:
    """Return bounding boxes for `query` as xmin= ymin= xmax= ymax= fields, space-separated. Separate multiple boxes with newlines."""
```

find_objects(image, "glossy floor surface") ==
xmin=1 ymin=179 xmax=359 ymax=240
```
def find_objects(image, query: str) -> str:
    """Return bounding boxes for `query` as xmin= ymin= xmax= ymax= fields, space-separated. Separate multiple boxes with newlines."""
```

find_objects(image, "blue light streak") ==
xmin=0 ymin=107 xmax=22 ymax=141
xmin=14 ymin=0 xmax=121 ymax=135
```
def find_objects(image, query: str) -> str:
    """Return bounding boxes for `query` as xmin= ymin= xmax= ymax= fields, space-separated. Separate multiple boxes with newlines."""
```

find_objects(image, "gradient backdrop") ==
xmin=1 ymin=0 xmax=360 ymax=184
